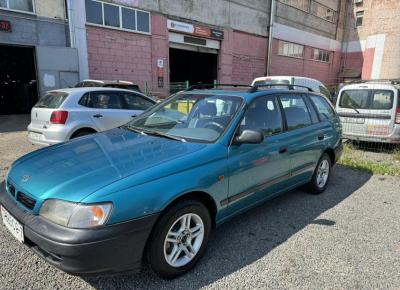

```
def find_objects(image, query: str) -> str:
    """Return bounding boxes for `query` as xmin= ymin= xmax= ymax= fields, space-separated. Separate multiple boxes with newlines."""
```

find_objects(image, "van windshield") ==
xmin=339 ymin=90 xmax=394 ymax=110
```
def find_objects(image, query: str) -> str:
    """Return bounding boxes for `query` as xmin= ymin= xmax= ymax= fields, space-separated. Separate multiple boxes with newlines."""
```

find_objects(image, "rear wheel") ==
xmin=71 ymin=129 xmax=96 ymax=139
xmin=307 ymin=153 xmax=332 ymax=194
xmin=147 ymin=200 xmax=211 ymax=279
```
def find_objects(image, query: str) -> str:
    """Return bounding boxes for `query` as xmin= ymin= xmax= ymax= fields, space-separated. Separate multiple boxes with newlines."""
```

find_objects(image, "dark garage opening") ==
xmin=169 ymin=48 xmax=218 ymax=86
xmin=0 ymin=45 xmax=38 ymax=115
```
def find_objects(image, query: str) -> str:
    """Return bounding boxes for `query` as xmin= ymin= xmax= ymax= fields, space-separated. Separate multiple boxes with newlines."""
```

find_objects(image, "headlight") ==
xmin=40 ymin=199 xmax=112 ymax=228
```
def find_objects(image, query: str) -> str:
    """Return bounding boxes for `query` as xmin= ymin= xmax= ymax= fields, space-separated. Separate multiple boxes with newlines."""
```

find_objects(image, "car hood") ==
xmin=8 ymin=128 xmax=207 ymax=203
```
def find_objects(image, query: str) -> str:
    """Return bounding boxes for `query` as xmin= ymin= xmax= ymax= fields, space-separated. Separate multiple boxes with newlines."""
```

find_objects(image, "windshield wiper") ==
xmin=348 ymin=102 xmax=360 ymax=114
xmin=141 ymin=128 xmax=186 ymax=142
xmin=122 ymin=125 xmax=147 ymax=135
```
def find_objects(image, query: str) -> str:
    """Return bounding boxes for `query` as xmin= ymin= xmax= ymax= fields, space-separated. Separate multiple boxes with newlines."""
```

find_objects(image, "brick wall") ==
xmin=271 ymin=39 xmax=340 ymax=85
xmin=219 ymin=30 xmax=267 ymax=84
xmin=86 ymin=25 xmax=152 ymax=91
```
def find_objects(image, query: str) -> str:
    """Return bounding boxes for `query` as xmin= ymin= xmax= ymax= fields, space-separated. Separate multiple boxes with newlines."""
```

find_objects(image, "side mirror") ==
xmin=233 ymin=129 xmax=264 ymax=145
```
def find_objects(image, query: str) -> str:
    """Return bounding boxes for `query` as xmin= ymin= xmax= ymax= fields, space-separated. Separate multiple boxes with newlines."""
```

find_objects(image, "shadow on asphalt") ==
xmin=0 ymin=115 xmax=30 ymax=133
xmin=84 ymin=165 xmax=372 ymax=290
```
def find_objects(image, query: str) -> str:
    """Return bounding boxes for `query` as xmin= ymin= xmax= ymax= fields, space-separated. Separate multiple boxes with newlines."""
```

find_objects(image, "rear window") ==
xmin=35 ymin=92 xmax=68 ymax=109
xmin=339 ymin=90 xmax=394 ymax=110
xmin=310 ymin=95 xmax=335 ymax=120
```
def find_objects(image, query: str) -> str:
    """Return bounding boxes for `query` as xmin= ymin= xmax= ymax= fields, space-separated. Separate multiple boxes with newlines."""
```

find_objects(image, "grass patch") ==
xmin=339 ymin=143 xmax=400 ymax=176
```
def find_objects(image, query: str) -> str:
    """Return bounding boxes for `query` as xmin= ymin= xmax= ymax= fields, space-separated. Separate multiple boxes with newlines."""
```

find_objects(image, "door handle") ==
xmin=279 ymin=147 xmax=288 ymax=154
xmin=93 ymin=114 xmax=103 ymax=118
xmin=318 ymin=134 xmax=325 ymax=140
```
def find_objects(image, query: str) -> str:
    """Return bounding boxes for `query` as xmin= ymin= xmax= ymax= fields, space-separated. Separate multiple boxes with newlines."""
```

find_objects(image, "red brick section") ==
xmin=271 ymin=39 xmax=341 ymax=86
xmin=86 ymin=25 xmax=152 ymax=91
xmin=219 ymin=30 xmax=267 ymax=85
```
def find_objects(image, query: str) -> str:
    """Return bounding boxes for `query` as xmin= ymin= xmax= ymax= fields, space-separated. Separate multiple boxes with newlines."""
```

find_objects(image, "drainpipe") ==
xmin=266 ymin=0 xmax=275 ymax=76
xmin=66 ymin=0 xmax=75 ymax=48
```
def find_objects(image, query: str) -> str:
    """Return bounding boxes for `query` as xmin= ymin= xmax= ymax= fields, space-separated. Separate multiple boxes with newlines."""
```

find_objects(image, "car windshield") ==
xmin=34 ymin=92 xmax=68 ymax=109
xmin=339 ymin=89 xmax=394 ymax=110
xmin=125 ymin=93 xmax=243 ymax=143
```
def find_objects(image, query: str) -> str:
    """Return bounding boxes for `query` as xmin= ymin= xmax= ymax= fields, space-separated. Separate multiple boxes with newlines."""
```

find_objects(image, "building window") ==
xmin=0 ymin=0 xmax=34 ymax=13
xmin=85 ymin=0 xmax=151 ymax=34
xmin=310 ymin=1 xmax=337 ymax=23
xmin=279 ymin=0 xmax=310 ymax=12
xmin=311 ymin=48 xmax=330 ymax=63
xmin=356 ymin=11 xmax=364 ymax=27
xmin=278 ymin=41 xmax=304 ymax=58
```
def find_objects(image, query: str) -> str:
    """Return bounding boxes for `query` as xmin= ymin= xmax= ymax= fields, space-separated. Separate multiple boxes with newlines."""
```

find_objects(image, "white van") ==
xmin=251 ymin=76 xmax=332 ymax=101
xmin=336 ymin=81 xmax=400 ymax=144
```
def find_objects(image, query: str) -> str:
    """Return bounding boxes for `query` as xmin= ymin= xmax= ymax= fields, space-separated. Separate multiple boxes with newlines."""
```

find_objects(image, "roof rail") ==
xmin=248 ymin=83 xmax=314 ymax=93
xmin=346 ymin=79 xmax=400 ymax=85
xmin=186 ymin=84 xmax=252 ymax=91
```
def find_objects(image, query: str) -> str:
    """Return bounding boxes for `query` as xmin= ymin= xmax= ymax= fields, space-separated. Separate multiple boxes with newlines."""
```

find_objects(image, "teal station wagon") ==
xmin=0 ymin=84 xmax=342 ymax=278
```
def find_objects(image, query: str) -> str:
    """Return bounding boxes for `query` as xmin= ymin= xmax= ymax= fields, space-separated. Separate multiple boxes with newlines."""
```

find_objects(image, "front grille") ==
xmin=16 ymin=192 xmax=37 ymax=210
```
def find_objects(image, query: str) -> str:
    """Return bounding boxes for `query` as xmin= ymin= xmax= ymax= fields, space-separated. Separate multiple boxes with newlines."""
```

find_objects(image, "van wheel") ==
xmin=147 ymin=200 xmax=211 ymax=279
xmin=307 ymin=153 xmax=331 ymax=194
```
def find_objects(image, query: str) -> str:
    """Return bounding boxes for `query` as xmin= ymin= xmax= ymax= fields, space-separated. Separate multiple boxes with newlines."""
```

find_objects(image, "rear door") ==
xmin=83 ymin=91 xmax=129 ymax=131
xmin=278 ymin=93 xmax=323 ymax=185
xmin=119 ymin=92 xmax=155 ymax=119
xmin=337 ymin=88 xmax=396 ymax=138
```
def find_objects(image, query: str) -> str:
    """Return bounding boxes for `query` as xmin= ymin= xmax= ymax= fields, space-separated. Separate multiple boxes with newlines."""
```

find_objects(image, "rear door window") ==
xmin=279 ymin=95 xmax=312 ymax=130
xmin=339 ymin=90 xmax=394 ymax=110
xmin=120 ymin=93 xmax=154 ymax=110
xmin=310 ymin=95 xmax=336 ymax=120
xmin=86 ymin=92 xmax=124 ymax=109
xmin=35 ymin=92 xmax=68 ymax=109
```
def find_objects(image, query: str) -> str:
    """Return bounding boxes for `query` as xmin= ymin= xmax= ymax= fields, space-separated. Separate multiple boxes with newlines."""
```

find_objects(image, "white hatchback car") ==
xmin=27 ymin=88 xmax=156 ymax=146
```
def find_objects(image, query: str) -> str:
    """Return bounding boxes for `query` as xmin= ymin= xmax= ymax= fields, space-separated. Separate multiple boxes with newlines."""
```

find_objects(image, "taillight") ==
xmin=396 ymin=106 xmax=400 ymax=124
xmin=50 ymin=111 xmax=68 ymax=124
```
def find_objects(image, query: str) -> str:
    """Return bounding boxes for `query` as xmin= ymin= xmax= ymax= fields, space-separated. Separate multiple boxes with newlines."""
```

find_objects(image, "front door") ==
xmin=226 ymin=96 xmax=291 ymax=217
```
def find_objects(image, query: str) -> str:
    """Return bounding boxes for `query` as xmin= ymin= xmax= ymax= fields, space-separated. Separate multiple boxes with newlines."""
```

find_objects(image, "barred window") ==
xmin=278 ymin=41 xmax=304 ymax=58
xmin=310 ymin=1 xmax=337 ymax=23
xmin=311 ymin=48 xmax=331 ymax=63
xmin=356 ymin=11 xmax=364 ymax=27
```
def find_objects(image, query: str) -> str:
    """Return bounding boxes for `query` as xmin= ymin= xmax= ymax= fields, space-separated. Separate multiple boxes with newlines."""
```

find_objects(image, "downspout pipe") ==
xmin=266 ymin=0 xmax=275 ymax=76
xmin=66 ymin=0 xmax=75 ymax=48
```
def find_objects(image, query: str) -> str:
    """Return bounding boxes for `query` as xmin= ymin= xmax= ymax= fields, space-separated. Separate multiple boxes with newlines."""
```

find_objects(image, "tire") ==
xmin=71 ymin=130 xmax=95 ymax=139
xmin=307 ymin=153 xmax=332 ymax=195
xmin=147 ymin=200 xmax=212 ymax=279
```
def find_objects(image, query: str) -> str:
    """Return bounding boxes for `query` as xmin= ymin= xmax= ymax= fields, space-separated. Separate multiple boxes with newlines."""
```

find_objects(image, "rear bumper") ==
xmin=0 ymin=181 xmax=159 ymax=275
xmin=27 ymin=123 xmax=70 ymax=146
xmin=342 ymin=124 xmax=400 ymax=144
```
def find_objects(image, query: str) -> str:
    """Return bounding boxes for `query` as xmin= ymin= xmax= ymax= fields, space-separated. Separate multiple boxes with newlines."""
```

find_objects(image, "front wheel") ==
xmin=147 ymin=200 xmax=211 ymax=279
xmin=307 ymin=153 xmax=332 ymax=194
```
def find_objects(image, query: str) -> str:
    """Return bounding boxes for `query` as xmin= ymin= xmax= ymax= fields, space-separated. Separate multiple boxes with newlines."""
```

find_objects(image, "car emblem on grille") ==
xmin=21 ymin=175 xmax=30 ymax=183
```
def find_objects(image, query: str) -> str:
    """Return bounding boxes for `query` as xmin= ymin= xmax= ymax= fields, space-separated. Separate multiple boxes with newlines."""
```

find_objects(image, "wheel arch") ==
xmin=323 ymin=148 xmax=335 ymax=165
xmin=69 ymin=126 xmax=98 ymax=139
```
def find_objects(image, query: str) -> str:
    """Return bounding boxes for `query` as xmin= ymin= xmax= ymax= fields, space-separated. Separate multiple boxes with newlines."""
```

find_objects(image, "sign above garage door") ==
xmin=167 ymin=19 xmax=224 ymax=40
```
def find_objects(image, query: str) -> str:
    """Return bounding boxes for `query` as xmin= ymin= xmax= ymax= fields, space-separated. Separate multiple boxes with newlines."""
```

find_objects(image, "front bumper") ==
xmin=0 ymin=182 xmax=159 ymax=275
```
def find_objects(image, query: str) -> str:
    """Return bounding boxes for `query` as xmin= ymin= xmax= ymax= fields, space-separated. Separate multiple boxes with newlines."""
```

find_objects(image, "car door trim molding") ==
xmin=221 ymin=162 xmax=316 ymax=207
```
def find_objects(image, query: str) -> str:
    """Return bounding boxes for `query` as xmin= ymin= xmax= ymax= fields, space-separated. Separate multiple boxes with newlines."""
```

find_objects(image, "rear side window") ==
xmin=310 ymin=95 xmax=335 ymax=120
xmin=35 ymin=92 xmax=68 ymax=109
xmin=279 ymin=95 xmax=312 ymax=130
xmin=339 ymin=90 xmax=394 ymax=110
xmin=120 ymin=93 xmax=154 ymax=110
xmin=82 ymin=92 xmax=124 ymax=109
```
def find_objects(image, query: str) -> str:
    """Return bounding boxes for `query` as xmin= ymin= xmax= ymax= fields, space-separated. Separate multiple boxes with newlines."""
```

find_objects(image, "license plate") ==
xmin=1 ymin=206 xmax=24 ymax=243
xmin=29 ymin=131 xmax=42 ymax=141
xmin=341 ymin=117 xmax=365 ymax=124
